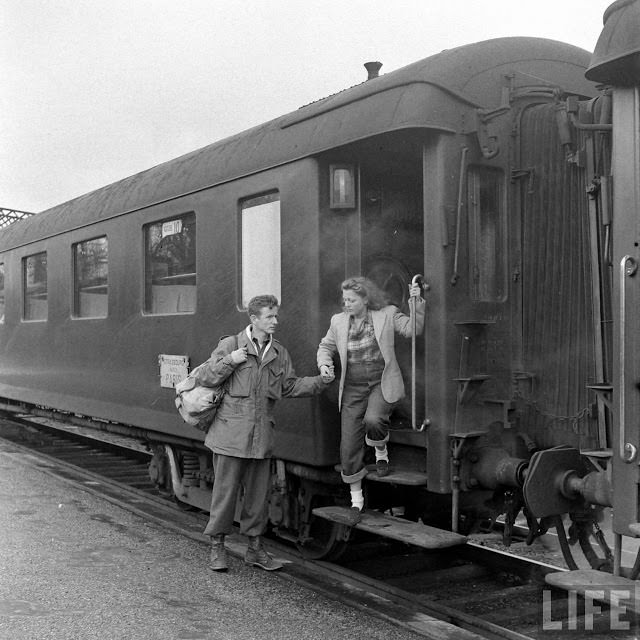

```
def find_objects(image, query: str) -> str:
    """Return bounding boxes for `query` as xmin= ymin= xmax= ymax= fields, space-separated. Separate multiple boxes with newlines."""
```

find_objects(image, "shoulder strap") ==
xmin=214 ymin=333 xmax=239 ymax=355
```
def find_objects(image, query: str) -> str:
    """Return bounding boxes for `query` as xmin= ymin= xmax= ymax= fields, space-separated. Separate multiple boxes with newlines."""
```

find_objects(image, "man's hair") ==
xmin=247 ymin=294 xmax=279 ymax=318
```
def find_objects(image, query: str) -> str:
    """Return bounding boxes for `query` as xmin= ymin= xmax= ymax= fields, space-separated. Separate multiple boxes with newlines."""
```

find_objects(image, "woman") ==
xmin=317 ymin=276 xmax=425 ymax=523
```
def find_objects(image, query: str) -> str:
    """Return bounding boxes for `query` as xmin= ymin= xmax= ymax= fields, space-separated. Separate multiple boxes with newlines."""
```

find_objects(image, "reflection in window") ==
xmin=0 ymin=263 xmax=4 ymax=323
xmin=74 ymin=237 xmax=108 ymax=318
xmin=241 ymin=193 xmax=281 ymax=309
xmin=144 ymin=213 xmax=196 ymax=314
xmin=467 ymin=167 xmax=506 ymax=301
xmin=23 ymin=252 xmax=47 ymax=320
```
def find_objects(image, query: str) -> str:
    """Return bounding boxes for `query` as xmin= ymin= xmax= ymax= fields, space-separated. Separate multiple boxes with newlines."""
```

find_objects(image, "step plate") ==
xmin=546 ymin=569 xmax=640 ymax=614
xmin=364 ymin=464 xmax=427 ymax=485
xmin=312 ymin=506 xmax=467 ymax=549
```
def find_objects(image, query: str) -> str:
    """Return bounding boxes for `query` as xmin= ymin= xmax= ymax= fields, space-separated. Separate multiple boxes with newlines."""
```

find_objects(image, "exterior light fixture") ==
xmin=329 ymin=164 xmax=356 ymax=209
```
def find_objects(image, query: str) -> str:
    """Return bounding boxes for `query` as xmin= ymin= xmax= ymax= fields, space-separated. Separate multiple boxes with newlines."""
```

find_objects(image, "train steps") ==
xmin=364 ymin=464 xmax=428 ymax=486
xmin=545 ymin=569 xmax=640 ymax=615
xmin=312 ymin=506 xmax=468 ymax=549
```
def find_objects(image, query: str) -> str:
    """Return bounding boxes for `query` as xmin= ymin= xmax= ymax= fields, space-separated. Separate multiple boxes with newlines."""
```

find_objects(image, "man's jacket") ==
xmin=197 ymin=329 xmax=324 ymax=458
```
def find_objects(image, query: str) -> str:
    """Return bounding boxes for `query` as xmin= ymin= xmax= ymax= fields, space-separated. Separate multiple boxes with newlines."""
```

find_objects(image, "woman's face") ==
xmin=342 ymin=289 xmax=367 ymax=317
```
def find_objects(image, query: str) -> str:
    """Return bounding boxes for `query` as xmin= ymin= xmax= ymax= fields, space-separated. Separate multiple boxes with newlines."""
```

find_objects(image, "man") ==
xmin=196 ymin=294 xmax=332 ymax=572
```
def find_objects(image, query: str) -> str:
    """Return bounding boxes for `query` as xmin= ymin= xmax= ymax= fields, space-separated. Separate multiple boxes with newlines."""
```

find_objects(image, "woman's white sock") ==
xmin=375 ymin=445 xmax=389 ymax=462
xmin=350 ymin=489 xmax=364 ymax=510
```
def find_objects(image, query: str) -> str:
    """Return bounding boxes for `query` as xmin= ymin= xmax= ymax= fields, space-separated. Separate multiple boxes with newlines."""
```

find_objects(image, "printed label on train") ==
xmin=158 ymin=355 xmax=189 ymax=388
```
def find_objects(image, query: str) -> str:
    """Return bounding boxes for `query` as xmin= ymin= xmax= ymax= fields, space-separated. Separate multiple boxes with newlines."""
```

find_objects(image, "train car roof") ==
xmin=2 ymin=37 xmax=597 ymax=250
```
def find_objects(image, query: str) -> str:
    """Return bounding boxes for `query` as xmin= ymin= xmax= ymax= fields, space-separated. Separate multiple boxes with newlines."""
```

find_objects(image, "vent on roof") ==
xmin=364 ymin=61 xmax=382 ymax=80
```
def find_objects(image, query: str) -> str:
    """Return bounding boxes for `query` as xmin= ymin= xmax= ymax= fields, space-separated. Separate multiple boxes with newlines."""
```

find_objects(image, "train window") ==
xmin=240 ymin=192 xmax=281 ymax=308
xmin=73 ymin=236 xmax=108 ymax=318
xmin=0 ymin=263 xmax=4 ymax=323
xmin=23 ymin=252 xmax=47 ymax=321
xmin=144 ymin=213 xmax=196 ymax=314
xmin=467 ymin=166 xmax=507 ymax=302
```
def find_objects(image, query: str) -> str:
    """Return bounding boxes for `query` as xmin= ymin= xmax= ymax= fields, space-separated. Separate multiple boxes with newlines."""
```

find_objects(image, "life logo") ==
xmin=541 ymin=587 xmax=640 ymax=633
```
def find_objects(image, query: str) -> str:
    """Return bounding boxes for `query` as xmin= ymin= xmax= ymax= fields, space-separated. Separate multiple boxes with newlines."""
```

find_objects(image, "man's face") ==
xmin=251 ymin=306 xmax=279 ymax=335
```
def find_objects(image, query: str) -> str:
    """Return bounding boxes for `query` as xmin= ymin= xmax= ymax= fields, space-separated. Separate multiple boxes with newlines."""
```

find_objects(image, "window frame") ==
xmin=72 ymin=235 xmax=109 ymax=320
xmin=142 ymin=211 xmax=197 ymax=316
xmin=239 ymin=191 xmax=281 ymax=310
xmin=0 ymin=261 xmax=5 ymax=324
xmin=467 ymin=165 xmax=508 ymax=303
xmin=22 ymin=251 xmax=48 ymax=322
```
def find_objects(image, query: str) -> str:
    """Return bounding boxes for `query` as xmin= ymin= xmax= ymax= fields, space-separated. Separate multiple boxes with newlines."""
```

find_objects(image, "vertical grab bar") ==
xmin=411 ymin=274 xmax=427 ymax=432
xmin=450 ymin=146 xmax=468 ymax=285
xmin=619 ymin=255 xmax=638 ymax=463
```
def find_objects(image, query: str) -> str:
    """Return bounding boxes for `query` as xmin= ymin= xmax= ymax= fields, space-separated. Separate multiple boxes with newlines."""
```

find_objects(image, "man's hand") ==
xmin=320 ymin=364 xmax=335 ymax=383
xmin=230 ymin=347 xmax=248 ymax=364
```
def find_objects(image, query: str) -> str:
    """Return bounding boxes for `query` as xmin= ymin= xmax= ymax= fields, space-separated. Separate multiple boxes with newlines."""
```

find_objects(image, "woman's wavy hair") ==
xmin=341 ymin=276 xmax=389 ymax=311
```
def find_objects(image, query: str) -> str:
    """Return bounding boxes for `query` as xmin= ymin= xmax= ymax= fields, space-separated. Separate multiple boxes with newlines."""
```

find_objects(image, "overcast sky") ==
xmin=2 ymin=0 xmax=613 ymax=213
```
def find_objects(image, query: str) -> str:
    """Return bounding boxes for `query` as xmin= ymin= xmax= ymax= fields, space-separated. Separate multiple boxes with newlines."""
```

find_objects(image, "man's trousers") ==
xmin=203 ymin=453 xmax=270 ymax=538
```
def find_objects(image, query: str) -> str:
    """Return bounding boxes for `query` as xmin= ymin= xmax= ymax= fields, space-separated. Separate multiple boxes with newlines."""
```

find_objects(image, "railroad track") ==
xmin=1 ymin=414 xmax=637 ymax=640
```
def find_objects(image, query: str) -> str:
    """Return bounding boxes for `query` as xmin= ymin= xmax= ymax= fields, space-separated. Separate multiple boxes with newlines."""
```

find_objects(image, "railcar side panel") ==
xmin=0 ymin=158 xmax=340 ymax=466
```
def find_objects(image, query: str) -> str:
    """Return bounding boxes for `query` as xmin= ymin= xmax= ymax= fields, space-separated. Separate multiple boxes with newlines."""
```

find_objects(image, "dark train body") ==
xmin=2 ymin=10 xmax=637 ymax=565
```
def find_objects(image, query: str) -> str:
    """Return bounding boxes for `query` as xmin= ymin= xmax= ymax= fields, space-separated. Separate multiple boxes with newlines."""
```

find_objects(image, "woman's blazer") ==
xmin=317 ymin=301 xmax=425 ymax=408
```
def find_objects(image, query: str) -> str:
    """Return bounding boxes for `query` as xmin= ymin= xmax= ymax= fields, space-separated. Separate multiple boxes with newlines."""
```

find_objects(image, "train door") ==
xmin=360 ymin=137 xmax=425 ymax=426
xmin=516 ymin=100 xmax=604 ymax=451
xmin=319 ymin=132 xmax=425 ymax=427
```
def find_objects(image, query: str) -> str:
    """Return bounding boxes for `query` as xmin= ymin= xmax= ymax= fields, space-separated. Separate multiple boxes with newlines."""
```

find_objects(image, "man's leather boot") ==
xmin=244 ymin=536 xmax=282 ymax=571
xmin=209 ymin=534 xmax=228 ymax=572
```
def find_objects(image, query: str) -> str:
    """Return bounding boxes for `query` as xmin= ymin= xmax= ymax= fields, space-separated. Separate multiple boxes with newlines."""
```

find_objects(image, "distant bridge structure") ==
xmin=0 ymin=207 xmax=36 ymax=228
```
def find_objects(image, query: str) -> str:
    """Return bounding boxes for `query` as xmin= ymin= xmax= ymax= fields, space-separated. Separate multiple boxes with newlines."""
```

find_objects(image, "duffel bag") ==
xmin=175 ymin=364 xmax=225 ymax=431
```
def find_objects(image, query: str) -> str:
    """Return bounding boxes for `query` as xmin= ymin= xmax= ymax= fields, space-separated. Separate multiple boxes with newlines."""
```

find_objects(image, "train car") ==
xmin=522 ymin=0 xmax=640 ymax=585
xmin=0 ymin=28 xmax=616 ymax=559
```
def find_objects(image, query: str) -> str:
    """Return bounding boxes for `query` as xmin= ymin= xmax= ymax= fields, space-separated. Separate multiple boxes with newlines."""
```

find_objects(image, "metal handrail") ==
xmin=410 ymin=274 xmax=428 ymax=432
xmin=619 ymin=255 xmax=638 ymax=463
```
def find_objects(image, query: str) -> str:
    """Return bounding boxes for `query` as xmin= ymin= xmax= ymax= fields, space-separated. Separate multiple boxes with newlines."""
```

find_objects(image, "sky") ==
xmin=2 ymin=0 xmax=613 ymax=213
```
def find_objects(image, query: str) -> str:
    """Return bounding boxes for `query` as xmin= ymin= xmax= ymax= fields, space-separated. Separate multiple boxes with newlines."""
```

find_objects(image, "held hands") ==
xmin=320 ymin=364 xmax=335 ymax=384
xmin=230 ymin=347 xmax=248 ymax=364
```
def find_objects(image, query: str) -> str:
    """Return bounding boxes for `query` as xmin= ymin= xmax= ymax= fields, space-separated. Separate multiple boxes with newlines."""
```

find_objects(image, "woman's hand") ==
xmin=408 ymin=282 xmax=422 ymax=298
xmin=320 ymin=364 xmax=335 ymax=383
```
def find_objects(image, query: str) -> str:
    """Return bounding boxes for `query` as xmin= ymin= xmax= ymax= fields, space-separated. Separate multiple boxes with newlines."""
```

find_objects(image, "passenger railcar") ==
xmin=0 ymin=15 xmax=630 ymax=563
xmin=523 ymin=0 xmax=640 ymax=581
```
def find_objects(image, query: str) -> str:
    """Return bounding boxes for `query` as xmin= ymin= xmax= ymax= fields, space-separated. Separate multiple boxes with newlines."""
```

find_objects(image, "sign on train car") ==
xmin=158 ymin=355 xmax=189 ymax=389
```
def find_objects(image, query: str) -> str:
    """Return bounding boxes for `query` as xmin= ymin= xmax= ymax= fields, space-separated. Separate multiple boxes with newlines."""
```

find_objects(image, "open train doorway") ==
xmin=321 ymin=132 xmax=425 ymax=428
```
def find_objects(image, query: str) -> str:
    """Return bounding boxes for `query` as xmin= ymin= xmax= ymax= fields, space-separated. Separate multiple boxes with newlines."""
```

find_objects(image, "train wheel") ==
xmin=149 ymin=444 xmax=197 ymax=510
xmin=148 ymin=445 xmax=172 ymax=496
xmin=297 ymin=497 xmax=349 ymax=561
xmin=553 ymin=510 xmax=613 ymax=572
